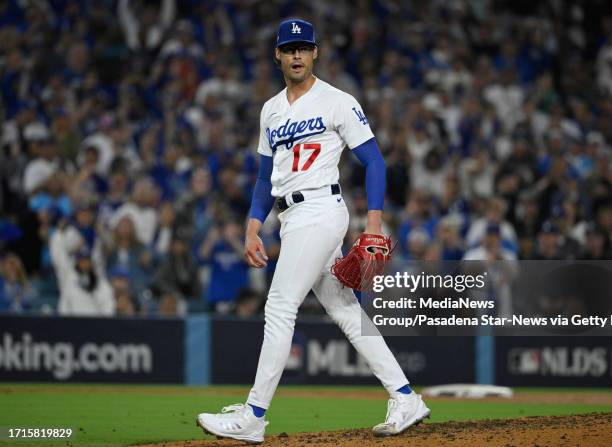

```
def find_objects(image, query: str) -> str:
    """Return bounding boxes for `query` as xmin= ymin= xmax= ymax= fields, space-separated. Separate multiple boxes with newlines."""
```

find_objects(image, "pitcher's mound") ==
xmin=134 ymin=412 xmax=612 ymax=447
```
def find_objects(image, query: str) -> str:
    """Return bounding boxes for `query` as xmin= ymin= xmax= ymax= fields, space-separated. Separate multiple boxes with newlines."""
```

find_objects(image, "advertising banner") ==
xmin=0 ymin=315 xmax=184 ymax=383
xmin=211 ymin=317 xmax=475 ymax=385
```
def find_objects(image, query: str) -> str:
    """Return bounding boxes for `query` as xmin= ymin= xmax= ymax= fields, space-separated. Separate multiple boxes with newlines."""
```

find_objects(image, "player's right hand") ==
xmin=244 ymin=234 xmax=269 ymax=268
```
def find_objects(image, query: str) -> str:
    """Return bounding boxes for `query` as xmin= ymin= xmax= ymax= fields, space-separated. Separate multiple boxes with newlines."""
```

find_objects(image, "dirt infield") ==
xmin=134 ymin=412 xmax=612 ymax=447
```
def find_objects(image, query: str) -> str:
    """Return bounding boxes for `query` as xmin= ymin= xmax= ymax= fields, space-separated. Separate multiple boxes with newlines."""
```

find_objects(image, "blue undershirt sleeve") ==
xmin=248 ymin=154 xmax=275 ymax=223
xmin=351 ymin=137 xmax=386 ymax=211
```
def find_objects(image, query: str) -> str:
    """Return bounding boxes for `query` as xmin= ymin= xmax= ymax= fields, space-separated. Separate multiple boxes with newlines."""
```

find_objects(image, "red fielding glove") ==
xmin=331 ymin=233 xmax=393 ymax=291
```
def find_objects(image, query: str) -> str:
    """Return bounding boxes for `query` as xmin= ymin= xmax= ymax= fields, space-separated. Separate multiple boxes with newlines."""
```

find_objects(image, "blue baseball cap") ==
xmin=276 ymin=19 xmax=316 ymax=48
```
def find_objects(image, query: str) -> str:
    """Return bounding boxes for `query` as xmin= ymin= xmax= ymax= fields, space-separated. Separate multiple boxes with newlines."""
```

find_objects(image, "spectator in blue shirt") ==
xmin=200 ymin=222 xmax=249 ymax=312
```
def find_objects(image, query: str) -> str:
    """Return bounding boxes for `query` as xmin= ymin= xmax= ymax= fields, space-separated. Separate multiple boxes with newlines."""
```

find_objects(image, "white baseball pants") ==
xmin=246 ymin=192 xmax=409 ymax=409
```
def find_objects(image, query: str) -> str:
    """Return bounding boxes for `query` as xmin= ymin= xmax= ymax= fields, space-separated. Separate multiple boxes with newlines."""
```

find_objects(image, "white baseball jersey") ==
xmin=257 ymin=77 xmax=374 ymax=197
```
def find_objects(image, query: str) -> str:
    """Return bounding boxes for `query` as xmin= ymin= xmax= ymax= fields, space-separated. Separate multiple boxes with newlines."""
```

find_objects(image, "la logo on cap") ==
xmin=291 ymin=22 xmax=301 ymax=34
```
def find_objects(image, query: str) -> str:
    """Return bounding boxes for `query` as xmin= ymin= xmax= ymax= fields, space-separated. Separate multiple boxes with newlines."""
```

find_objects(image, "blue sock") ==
xmin=249 ymin=404 xmax=266 ymax=418
xmin=396 ymin=384 xmax=412 ymax=395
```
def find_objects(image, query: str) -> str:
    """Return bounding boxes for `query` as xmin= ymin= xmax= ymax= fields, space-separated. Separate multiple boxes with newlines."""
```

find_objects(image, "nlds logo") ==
xmin=509 ymin=347 xmax=608 ymax=377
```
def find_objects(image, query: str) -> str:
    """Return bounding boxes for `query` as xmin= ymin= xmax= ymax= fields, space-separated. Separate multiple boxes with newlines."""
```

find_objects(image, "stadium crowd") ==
xmin=1 ymin=0 xmax=612 ymax=317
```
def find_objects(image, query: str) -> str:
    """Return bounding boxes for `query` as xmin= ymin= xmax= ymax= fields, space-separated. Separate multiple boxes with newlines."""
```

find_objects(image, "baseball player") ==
xmin=197 ymin=19 xmax=430 ymax=443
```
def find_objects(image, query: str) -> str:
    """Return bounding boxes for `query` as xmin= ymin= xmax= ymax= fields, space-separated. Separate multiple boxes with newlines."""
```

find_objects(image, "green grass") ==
xmin=0 ymin=384 xmax=611 ymax=447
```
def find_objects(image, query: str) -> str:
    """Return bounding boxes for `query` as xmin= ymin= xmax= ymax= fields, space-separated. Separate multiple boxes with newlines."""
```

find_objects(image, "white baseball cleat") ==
xmin=196 ymin=403 xmax=269 ymax=444
xmin=372 ymin=393 xmax=431 ymax=436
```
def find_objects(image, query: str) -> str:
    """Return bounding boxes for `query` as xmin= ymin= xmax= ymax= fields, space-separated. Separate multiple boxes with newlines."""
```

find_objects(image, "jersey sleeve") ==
xmin=257 ymin=103 xmax=273 ymax=156
xmin=334 ymin=94 xmax=375 ymax=150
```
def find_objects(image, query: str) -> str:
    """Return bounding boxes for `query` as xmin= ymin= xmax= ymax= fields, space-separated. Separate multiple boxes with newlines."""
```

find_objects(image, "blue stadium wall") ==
xmin=0 ymin=315 xmax=610 ymax=387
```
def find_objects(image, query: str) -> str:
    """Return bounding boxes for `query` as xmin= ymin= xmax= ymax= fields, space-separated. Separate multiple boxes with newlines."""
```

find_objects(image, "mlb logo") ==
xmin=285 ymin=343 xmax=304 ymax=370
xmin=508 ymin=348 xmax=540 ymax=375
